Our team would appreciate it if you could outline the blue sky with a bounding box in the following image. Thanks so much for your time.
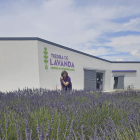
[0,0,140,61]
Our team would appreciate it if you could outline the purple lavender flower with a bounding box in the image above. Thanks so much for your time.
[109,117,115,134]
[39,123,44,140]
[81,125,85,139]
[36,117,40,134]
[25,119,30,140]
[51,116,54,125]
[0,124,5,138]
[73,130,77,140]
[130,122,136,135]
[65,117,69,131]
[4,115,8,132]
[94,124,97,139]
[67,120,73,140]
[14,116,20,140]
[46,120,50,138]
[30,129,32,140]
[51,109,54,130]
[57,119,60,133]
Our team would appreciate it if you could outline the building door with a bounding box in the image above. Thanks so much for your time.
[114,76,124,89]
[96,73,103,90]
[114,77,118,89]
[84,70,96,90]
[118,76,124,89]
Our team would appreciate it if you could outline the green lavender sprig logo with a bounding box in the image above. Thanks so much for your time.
[44,47,48,69]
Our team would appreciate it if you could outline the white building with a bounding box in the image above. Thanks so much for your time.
[0,37,140,92]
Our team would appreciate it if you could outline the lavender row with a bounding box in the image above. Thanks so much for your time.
[0,88,140,139]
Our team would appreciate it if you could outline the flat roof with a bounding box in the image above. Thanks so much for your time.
[112,70,137,72]
[0,37,140,63]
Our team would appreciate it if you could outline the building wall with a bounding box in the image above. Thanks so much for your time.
[0,40,40,92]
[38,41,112,90]
[0,39,139,92]
[111,63,140,89]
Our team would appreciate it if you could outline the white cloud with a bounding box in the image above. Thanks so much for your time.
[130,49,140,59]
[123,17,140,31]
[101,55,134,61]
[0,0,140,60]
[81,47,111,56]
[116,58,124,61]
[105,35,140,52]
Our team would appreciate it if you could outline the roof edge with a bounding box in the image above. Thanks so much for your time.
[37,37,111,63]
[0,37,140,63]
[111,61,140,63]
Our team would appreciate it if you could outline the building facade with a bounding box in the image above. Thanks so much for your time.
[0,37,140,92]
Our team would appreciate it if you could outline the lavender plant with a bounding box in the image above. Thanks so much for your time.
[0,88,140,139]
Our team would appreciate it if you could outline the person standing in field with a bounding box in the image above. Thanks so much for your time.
[60,70,72,92]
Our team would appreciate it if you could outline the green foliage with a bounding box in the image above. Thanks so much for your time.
[0,89,140,139]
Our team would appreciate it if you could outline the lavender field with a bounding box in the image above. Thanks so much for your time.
[0,88,140,140]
